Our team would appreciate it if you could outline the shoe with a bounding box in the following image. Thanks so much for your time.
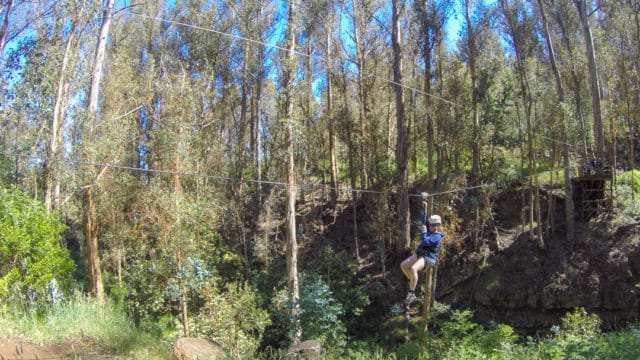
[404,292,416,305]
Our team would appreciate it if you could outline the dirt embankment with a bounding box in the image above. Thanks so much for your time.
[0,338,112,359]
[437,189,640,335]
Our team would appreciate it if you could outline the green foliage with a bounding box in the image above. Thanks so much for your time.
[0,294,170,358]
[602,327,640,359]
[264,273,348,352]
[313,246,371,325]
[372,307,640,360]
[163,256,213,304]
[613,170,640,224]
[195,282,271,359]
[0,155,14,186]
[617,169,640,194]
[331,341,389,360]
[559,307,601,337]
[297,275,347,348]
[0,187,74,309]
[118,226,233,335]
[525,308,603,359]
[120,243,169,333]
[431,309,517,359]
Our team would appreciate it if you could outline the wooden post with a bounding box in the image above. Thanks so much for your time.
[421,193,434,330]
[422,266,434,330]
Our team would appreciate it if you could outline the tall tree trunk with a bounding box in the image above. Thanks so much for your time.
[176,255,189,337]
[43,19,77,212]
[284,0,301,344]
[418,0,435,182]
[340,66,360,259]
[88,0,114,129]
[252,54,264,206]
[575,0,605,158]
[326,32,338,208]
[353,1,369,189]
[0,0,13,55]
[463,0,481,185]
[84,187,104,300]
[237,42,252,281]
[82,0,114,302]
[392,0,410,250]
[630,6,640,188]
[538,0,574,244]
[500,0,544,249]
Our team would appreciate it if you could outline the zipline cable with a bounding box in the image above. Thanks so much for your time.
[1,151,574,200]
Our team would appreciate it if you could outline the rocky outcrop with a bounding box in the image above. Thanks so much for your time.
[438,221,640,335]
[287,339,324,359]
[173,337,225,359]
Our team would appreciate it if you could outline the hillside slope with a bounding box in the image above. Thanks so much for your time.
[308,186,640,336]
[436,188,639,335]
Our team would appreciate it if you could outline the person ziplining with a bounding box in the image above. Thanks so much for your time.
[400,192,444,307]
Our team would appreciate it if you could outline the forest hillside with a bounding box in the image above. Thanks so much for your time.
[1,0,640,358]
[297,179,640,339]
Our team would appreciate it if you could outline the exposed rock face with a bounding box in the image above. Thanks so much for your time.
[173,337,225,359]
[287,339,324,359]
[438,189,640,335]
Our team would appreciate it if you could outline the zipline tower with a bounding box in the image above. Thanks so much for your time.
[572,159,612,222]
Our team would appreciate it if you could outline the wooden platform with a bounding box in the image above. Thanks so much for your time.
[572,175,612,222]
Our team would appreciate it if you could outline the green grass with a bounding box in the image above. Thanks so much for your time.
[0,294,172,359]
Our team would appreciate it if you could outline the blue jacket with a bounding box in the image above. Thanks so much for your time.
[416,210,443,262]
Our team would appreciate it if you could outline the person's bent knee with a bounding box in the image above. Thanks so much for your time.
[411,258,426,272]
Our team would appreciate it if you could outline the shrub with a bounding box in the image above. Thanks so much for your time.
[265,274,347,352]
[614,170,640,222]
[195,282,271,359]
[0,187,74,310]
[617,169,640,194]
[297,276,347,348]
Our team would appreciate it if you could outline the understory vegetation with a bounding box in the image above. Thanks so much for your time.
[2,296,639,359]
[0,176,639,358]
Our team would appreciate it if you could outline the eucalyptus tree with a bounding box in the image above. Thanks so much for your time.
[458,0,496,184]
[282,0,301,344]
[342,0,386,191]
[318,0,340,208]
[150,0,250,336]
[412,0,453,183]
[500,0,544,248]
[575,0,605,159]
[41,1,92,213]
[82,0,116,303]
[229,0,276,279]
[457,0,506,246]
[0,0,48,56]
[332,18,363,258]
[0,0,14,54]
[71,0,217,331]
[0,0,111,299]
[535,0,575,243]
[592,1,638,168]
[601,0,640,170]
[390,0,411,250]
[297,0,323,193]
[545,0,590,156]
